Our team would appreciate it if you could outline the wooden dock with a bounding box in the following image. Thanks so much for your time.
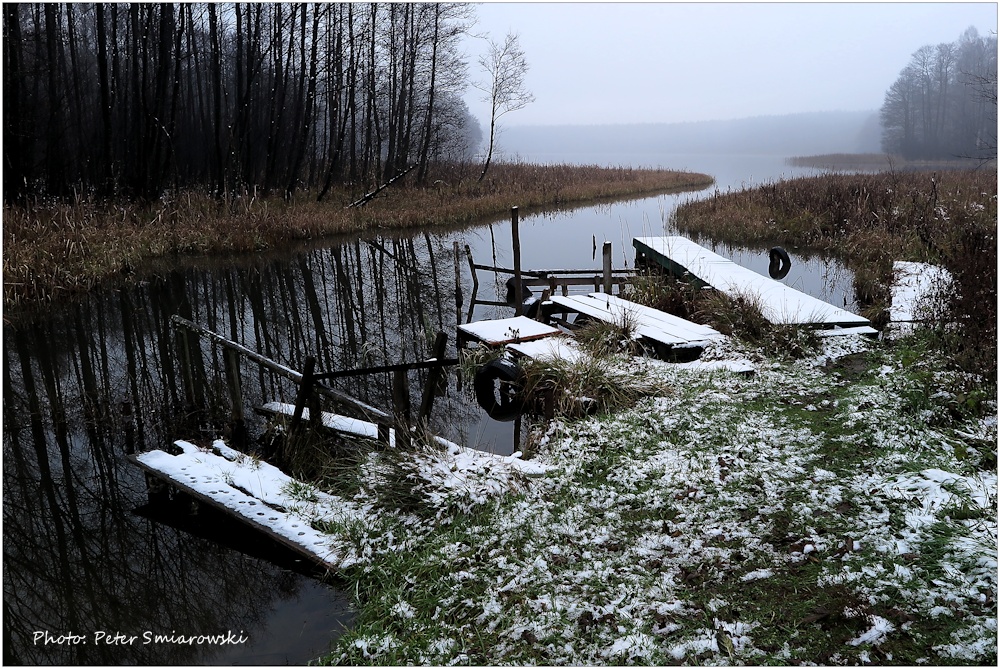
[547,292,724,351]
[634,236,878,334]
[129,440,355,572]
[457,316,561,348]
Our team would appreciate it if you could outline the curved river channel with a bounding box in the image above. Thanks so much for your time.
[3,152,854,664]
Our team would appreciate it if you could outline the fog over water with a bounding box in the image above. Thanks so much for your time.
[463,2,998,129]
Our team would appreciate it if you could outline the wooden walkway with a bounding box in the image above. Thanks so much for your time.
[457,316,561,348]
[634,236,878,333]
[129,440,353,572]
[548,293,724,350]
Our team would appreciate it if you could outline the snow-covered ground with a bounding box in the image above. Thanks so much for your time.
[322,333,996,665]
[141,267,994,664]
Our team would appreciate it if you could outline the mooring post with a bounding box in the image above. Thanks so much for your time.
[453,241,463,326]
[464,243,479,324]
[511,206,522,316]
[291,355,316,433]
[418,331,448,424]
[603,241,613,294]
[392,369,411,448]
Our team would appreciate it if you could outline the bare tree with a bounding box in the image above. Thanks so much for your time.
[474,32,533,182]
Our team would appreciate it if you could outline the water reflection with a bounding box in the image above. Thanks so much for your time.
[3,154,863,665]
[2,232,493,665]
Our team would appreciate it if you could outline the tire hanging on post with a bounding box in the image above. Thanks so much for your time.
[473,357,525,422]
[768,246,792,280]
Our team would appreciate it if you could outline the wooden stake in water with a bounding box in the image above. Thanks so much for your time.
[453,241,462,326]
[511,206,522,316]
[602,241,613,294]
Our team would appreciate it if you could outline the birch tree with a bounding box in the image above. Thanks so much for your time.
[474,32,533,182]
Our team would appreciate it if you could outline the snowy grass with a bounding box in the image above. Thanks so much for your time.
[314,332,996,665]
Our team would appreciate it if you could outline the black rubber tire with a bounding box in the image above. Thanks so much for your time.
[474,357,525,422]
[768,246,791,280]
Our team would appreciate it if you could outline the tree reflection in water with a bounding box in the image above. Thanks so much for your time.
[2,230,497,664]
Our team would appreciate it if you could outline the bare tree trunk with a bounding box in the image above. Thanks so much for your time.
[417,4,440,185]
[286,4,322,200]
[95,4,114,192]
[44,3,67,195]
[3,3,26,199]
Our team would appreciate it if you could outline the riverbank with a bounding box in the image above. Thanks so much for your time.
[671,168,997,382]
[1,162,712,311]
[304,169,996,664]
[308,328,995,665]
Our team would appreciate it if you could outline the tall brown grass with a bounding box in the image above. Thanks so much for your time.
[673,169,997,381]
[2,162,712,310]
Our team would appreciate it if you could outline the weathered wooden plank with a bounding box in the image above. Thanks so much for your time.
[548,294,721,349]
[130,441,348,572]
[458,316,561,346]
[256,401,387,442]
[633,236,873,329]
[581,293,723,343]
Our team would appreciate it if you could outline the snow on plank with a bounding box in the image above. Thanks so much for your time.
[506,336,585,363]
[258,401,383,440]
[458,316,560,346]
[258,402,553,478]
[634,236,874,330]
[549,293,722,348]
[583,292,723,343]
[129,439,358,571]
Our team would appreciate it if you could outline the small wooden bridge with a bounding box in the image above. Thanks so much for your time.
[633,236,878,335]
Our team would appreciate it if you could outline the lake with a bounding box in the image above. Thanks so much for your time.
[2,151,852,665]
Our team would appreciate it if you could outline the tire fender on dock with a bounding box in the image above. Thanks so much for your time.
[768,246,792,280]
[474,357,525,422]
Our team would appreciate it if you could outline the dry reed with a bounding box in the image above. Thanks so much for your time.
[3,162,712,311]
[673,168,997,379]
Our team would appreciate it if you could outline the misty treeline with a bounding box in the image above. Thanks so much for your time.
[880,27,997,161]
[2,2,484,204]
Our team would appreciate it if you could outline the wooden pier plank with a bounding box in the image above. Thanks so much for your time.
[581,293,724,342]
[506,336,585,363]
[129,440,353,572]
[548,293,722,348]
[633,236,874,329]
[458,316,561,346]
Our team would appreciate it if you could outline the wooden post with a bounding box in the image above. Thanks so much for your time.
[392,369,411,448]
[603,241,613,294]
[291,355,316,432]
[418,332,448,424]
[464,244,478,324]
[511,206,522,316]
[453,241,462,326]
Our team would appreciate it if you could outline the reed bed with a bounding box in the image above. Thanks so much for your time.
[786,153,994,170]
[2,162,712,310]
[673,169,997,379]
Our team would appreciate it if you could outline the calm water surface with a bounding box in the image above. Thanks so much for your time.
[2,152,858,665]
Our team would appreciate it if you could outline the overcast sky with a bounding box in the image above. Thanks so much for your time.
[461,1,998,127]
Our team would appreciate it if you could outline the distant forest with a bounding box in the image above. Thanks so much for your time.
[2,3,482,203]
[880,27,997,161]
